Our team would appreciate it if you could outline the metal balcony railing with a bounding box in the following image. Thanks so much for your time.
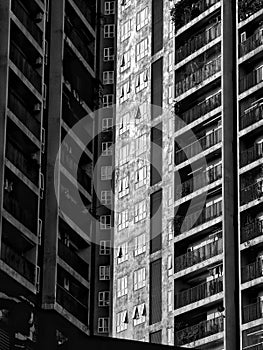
[12,0,43,46]
[174,316,224,346]
[239,0,263,22]
[175,200,222,234]
[243,300,263,323]
[9,43,42,92]
[240,31,263,57]
[244,345,263,350]
[176,22,221,63]
[240,67,263,93]
[8,92,41,138]
[73,0,95,28]
[175,127,222,164]
[175,56,221,97]
[3,193,36,233]
[242,260,263,283]
[58,240,89,280]
[241,145,263,167]
[241,219,263,243]
[65,18,94,69]
[1,242,35,284]
[175,91,221,128]
[6,141,39,185]
[175,238,223,273]
[240,104,263,130]
[56,284,88,325]
[175,277,223,309]
[241,179,263,205]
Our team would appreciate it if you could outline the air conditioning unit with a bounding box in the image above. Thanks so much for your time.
[34,12,43,23]
[241,32,246,43]
[64,278,70,290]
[34,57,42,67]
[33,103,41,113]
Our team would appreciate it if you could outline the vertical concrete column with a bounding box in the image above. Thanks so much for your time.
[42,0,65,307]
[222,0,239,349]
[0,0,11,251]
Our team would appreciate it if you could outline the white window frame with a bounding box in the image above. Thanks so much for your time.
[167,220,174,241]
[168,85,174,104]
[103,71,114,85]
[136,7,148,31]
[120,80,131,103]
[135,70,148,93]
[168,52,174,72]
[167,328,173,345]
[101,190,112,205]
[117,242,128,264]
[133,303,146,326]
[168,290,173,312]
[118,209,129,231]
[135,101,148,123]
[120,50,131,72]
[99,240,111,255]
[119,112,130,135]
[118,174,129,198]
[98,291,110,307]
[102,117,113,131]
[168,255,173,276]
[135,164,147,189]
[121,0,131,10]
[134,233,146,256]
[116,310,128,332]
[121,19,131,41]
[100,215,111,229]
[103,94,114,107]
[136,38,148,61]
[119,144,129,165]
[134,267,146,290]
[101,165,112,180]
[117,275,128,297]
[167,185,173,206]
[99,265,110,280]
[104,24,115,38]
[135,134,147,155]
[104,1,115,15]
[104,47,114,61]
[134,200,147,223]
[98,317,109,333]
[102,142,113,156]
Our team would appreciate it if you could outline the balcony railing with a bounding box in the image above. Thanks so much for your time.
[174,316,224,346]
[239,0,263,22]
[240,104,263,130]
[1,242,35,284]
[175,277,223,309]
[242,260,263,283]
[8,92,41,138]
[175,92,221,129]
[175,238,223,273]
[241,219,263,243]
[73,0,95,28]
[175,200,222,234]
[6,141,39,185]
[241,179,263,205]
[176,22,221,63]
[58,240,89,281]
[175,127,222,165]
[3,193,36,233]
[243,300,263,323]
[175,56,221,97]
[65,18,94,69]
[240,67,263,93]
[12,0,43,46]
[9,43,42,93]
[241,145,263,167]
[56,284,88,325]
[240,31,263,57]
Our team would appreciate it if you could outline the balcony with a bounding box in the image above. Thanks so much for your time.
[1,242,35,284]
[176,56,221,97]
[240,31,263,57]
[242,260,263,283]
[175,127,222,165]
[241,219,263,243]
[240,67,263,94]
[238,0,263,22]
[73,0,95,28]
[175,91,221,129]
[56,284,88,325]
[241,179,263,205]
[240,103,263,130]
[175,238,223,273]
[58,240,89,281]
[176,22,221,63]
[11,0,43,46]
[6,141,39,185]
[8,92,41,138]
[174,316,224,346]
[243,300,263,323]
[175,200,222,235]
[241,146,263,167]
[171,0,221,34]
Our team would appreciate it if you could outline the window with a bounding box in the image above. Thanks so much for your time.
[205,197,222,220]
[118,209,129,231]
[98,318,109,333]
[168,291,173,312]
[117,242,128,263]
[118,174,129,198]
[167,52,173,72]
[105,1,115,15]
[136,7,148,31]
[101,190,112,205]
[135,134,147,155]
[121,0,131,10]
[135,102,148,123]
[136,38,148,61]
[134,267,146,290]
[167,255,173,276]
[167,185,173,206]
[103,71,114,85]
[134,200,147,222]
[120,50,131,72]
[135,70,148,93]
[117,275,128,297]
[119,112,130,135]
[102,118,113,131]
[134,233,146,256]
[99,266,110,280]
[135,164,147,189]
[121,20,131,41]
[100,215,111,229]
[167,220,173,241]
[119,144,129,165]
[206,161,222,183]
[167,328,173,345]
[103,94,114,107]
[104,24,115,38]
[116,310,128,332]
[168,19,174,39]
[133,303,146,326]
[104,47,114,61]
[168,149,173,172]
[102,142,113,156]
[168,85,174,104]
[101,166,112,180]
[99,240,111,255]
[98,291,110,306]
[120,80,131,103]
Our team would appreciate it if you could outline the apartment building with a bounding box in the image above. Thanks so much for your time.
[113,0,263,349]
